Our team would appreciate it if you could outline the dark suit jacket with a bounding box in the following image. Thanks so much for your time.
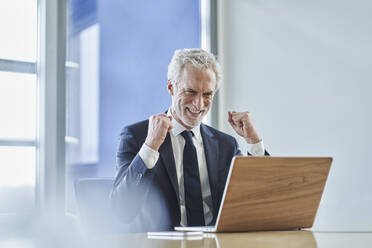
[110,119,268,231]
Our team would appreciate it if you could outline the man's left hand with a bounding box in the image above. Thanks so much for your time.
[228,111,261,144]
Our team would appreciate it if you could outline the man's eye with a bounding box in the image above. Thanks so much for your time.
[185,90,196,94]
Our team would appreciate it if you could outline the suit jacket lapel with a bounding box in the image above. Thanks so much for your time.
[200,124,219,219]
[159,133,180,204]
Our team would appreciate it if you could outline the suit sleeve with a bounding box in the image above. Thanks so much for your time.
[233,138,270,156]
[233,138,243,156]
[110,126,157,223]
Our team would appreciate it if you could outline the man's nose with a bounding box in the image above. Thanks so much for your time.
[192,94,204,109]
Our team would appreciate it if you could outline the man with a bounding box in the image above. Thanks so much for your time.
[111,49,268,231]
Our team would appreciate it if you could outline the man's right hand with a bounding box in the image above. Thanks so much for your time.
[145,114,173,151]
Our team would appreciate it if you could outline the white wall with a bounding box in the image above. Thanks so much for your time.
[218,0,372,231]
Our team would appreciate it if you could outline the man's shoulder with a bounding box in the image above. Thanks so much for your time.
[120,119,149,137]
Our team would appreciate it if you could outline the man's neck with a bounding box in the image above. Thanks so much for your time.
[170,108,194,130]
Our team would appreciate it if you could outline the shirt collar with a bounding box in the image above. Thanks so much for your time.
[167,108,201,140]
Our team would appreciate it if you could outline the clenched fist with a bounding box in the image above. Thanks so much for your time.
[145,114,173,151]
[228,111,261,144]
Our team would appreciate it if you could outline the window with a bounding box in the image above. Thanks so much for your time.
[0,1,37,213]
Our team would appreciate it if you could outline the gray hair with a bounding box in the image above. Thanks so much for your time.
[167,48,222,88]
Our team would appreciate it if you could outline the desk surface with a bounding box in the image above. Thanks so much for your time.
[92,231,372,248]
[2,230,371,248]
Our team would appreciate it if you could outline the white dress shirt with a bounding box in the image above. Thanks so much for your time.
[138,111,265,226]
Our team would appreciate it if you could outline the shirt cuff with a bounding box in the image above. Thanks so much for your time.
[138,144,159,169]
[248,140,265,156]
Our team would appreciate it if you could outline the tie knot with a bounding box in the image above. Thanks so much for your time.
[181,130,194,142]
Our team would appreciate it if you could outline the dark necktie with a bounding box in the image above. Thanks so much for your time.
[181,130,205,226]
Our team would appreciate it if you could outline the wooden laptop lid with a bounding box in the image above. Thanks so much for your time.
[216,157,332,232]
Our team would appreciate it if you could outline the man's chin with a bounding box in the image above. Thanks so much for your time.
[181,118,201,129]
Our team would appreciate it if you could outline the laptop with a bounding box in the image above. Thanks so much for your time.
[175,156,332,232]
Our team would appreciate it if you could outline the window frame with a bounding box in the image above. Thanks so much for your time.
[36,0,67,214]
[0,59,37,148]
[0,0,68,215]
[201,0,219,128]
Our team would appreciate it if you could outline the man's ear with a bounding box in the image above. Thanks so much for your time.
[167,80,174,96]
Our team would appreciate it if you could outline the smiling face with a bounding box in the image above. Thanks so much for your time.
[168,65,217,129]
